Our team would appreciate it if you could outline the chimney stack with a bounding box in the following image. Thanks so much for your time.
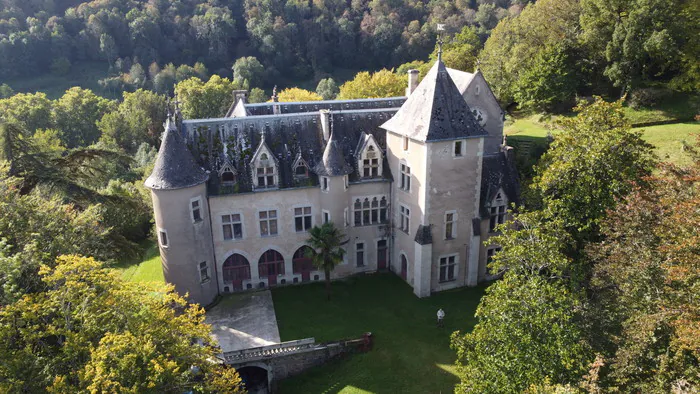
[319,109,331,142]
[406,69,419,96]
[232,89,248,104]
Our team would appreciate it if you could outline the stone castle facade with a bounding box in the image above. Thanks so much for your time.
[145,59,519,306]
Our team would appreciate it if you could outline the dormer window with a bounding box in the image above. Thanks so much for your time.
[292,153,309,179]
[251,139,278,190]
[219,162,238,185]
[357,134,383,179]
[489,191,507,232]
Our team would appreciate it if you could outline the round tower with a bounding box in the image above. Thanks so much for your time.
[145,117,218,306]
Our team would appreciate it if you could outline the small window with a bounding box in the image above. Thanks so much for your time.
[199,261,210,283]
[256,166,276,188]
[344,207,349,227]
[322,177,329,192]
[445,211,456,239]
[400,164,411,191]
[221,170,236,184]
[323,210,330,224]
[222,213,243,240]
[400,205,410,234]
[295,207,312,232]
[439,255,457,282]
[489,193,507,233]
[159,229,168,248]
[403,136,409,151]
[344,175,349,190]
[191,198,202,223]
[259,210,278,236]
[356,242,365,267]
[454,140,463,157]
[295,164,308,176]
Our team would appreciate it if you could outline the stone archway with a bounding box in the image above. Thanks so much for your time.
[237,365,270,394]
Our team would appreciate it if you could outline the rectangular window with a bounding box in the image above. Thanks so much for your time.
[356,242,365,267]
[486,247,502,274]
[400,164,411,191]
[222,213,243,240]
[199,261,210,283]
[454,140,463,157]
[400,205,410,234]
[294,207,312,232]
[323,210,330,224]
[344,207,349,227]
[322,177,329,192]
[191,198,202,222]
[353,196,388,226]
[159,229,168,248]
[439,255,457,282]
[363,158,379,177]
[445,211,456,239]
[256,166,275,188]
[259,210,278,236]
[489,205,507,232]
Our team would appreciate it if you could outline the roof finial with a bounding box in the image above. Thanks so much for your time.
[436,23,445,62]
[260,129,266,143]
[476,58,481,71]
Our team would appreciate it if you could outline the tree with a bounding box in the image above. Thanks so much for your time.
[479,0,582,106]
[531,97,656,244]
[513,43,578,111]
[452,274,593,393]
[316,78,339,100]
[232,56,265,88]
[587,144,700,392]
[278,87,322,102]
[429,26,481,72]
[248,88,267,103]
[53,87,115,148]
[337,69,406,99]
[0,92,53,135]
[0,84,14,99]
[306,222,346,300]
[0,255,244,393]
[98,89,167,152]
[175,75,237,119]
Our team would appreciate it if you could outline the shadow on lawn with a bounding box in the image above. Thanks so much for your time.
[273,273,487,393]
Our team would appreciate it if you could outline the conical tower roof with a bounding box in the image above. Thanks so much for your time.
[313,133,353,176]
[144,118,209,190]
[381,60,487,142]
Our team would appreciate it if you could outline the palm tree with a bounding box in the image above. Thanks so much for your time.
[306,222,347,300]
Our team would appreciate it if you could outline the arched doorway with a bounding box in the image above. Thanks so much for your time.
[259,250,284,286]
[223,254,251,291]
[238,366,269,393]
[293,246,315,282]
[401,254,408,280]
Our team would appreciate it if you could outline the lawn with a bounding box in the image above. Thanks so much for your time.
[272,273,486,393]
[113,239,164,283]
[506,115,699,167]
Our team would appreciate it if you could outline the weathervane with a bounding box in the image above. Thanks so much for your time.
[436,23,445,62]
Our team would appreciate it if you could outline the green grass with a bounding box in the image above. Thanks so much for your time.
[273,273,485,393]
[6,61,114,100]
[621,94,698,125]
[114,240,164,283]
[506,114,699,167]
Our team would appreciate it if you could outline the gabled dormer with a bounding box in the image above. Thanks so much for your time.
[218,160,238,185]
[355,132,383,179]
[250,133,278,190]
[292,150,310,178]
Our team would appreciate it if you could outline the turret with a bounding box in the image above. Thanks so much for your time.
[314,130,352,234]
[145,116,218,306]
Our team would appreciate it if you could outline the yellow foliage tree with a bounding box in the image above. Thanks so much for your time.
[277,87,323,102]
[337,69,406,99]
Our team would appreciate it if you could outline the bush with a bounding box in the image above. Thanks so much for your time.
[627,87,672,108]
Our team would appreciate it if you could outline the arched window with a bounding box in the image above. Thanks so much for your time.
[221,170,236,184]
[223,254,251,287]
[259,250,285,278]
[292,246,315,276]
[358,136,382,179]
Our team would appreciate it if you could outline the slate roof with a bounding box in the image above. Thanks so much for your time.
[414,224,433,245]
[145,118,209,190]
[381,60,488,142]
[479,149,520,218]
[314,133,353,176]
[224,97,406,118]
[182,108,398,195]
